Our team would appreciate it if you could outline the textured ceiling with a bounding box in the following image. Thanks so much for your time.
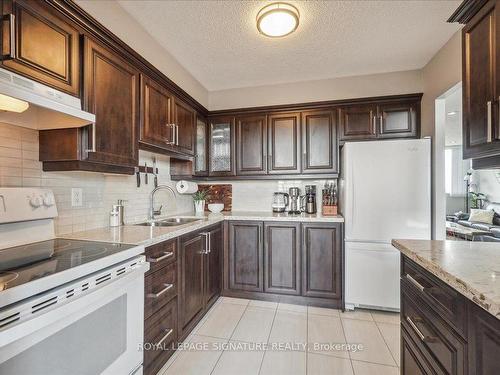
[117,0,461,91]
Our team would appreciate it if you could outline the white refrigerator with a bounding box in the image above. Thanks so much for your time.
[340,138,431,311]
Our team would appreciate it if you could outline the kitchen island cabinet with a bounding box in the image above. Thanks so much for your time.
[393,239,500,375]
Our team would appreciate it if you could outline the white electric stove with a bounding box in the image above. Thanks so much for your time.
[0,188,148,375]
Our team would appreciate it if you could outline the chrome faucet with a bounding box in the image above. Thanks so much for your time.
[149,185,176,220]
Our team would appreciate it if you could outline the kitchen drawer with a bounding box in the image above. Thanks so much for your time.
[402,257,466,336]
[402,325,436,375]
[145,239,177,274]
[144,298,178,375]
[144,262,177,319]
[401,288,467,375]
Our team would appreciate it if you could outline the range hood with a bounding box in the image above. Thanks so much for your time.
[0,67,95,130]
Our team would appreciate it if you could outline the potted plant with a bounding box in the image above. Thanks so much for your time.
[192,190,209,214]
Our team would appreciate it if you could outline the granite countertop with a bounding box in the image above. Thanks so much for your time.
[63,211,344,247]
[392,239,500,319]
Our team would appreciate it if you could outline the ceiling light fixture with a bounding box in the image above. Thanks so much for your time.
[256,2,299,38]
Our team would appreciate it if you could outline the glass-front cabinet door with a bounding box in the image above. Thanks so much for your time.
[194,117,208,176]
[209,116,235,176]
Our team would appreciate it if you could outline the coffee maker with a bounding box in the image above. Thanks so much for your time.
[272,192,289,213]
[302,185,317,214]
[288,187,301,214]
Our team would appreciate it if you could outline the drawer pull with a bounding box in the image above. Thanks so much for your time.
[147,251,174,263]
[406,273,426,292]
[156,328,174,347]
[406,316,437,343]
[148,283,174,298]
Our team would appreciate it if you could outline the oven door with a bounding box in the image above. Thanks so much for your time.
[0,259,148,375]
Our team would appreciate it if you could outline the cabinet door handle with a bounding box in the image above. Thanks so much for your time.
[406,316,437,343]
[165,124,175,145]
[405,273,426,292]
[208,232,212,253]
[200,232,209,254]
[1,14,15,60]
[487,101,493,142]
[85,123,97,153]
[147,283,174,298]
[156,328,174,347]
[147,251,174,263]
[406,316,425,341]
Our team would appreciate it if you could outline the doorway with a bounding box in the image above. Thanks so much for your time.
[433,82,470,240]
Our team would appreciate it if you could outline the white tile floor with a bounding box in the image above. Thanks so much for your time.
[158,297,401,375]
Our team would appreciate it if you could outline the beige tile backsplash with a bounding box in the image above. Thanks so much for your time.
[0,123,192,235]
[0,123,336,236]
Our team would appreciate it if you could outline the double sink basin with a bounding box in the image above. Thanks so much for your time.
[135,217,202,227]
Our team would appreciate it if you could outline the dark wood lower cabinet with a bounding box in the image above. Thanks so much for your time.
[228,221,264,292]
[143,224,222,374]
[225,221,343,307]
[468,302,500,375]
[178,230,206,336]
[144,298,177,375]
[302,223,342,299]
[264,222,301,295]
[401,254,500,375]
[205,224,222,306]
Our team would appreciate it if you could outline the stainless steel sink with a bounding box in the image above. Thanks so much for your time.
[134,217,201,227]
[160,217,201,224]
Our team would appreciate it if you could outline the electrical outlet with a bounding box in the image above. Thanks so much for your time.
[71,188,83,207]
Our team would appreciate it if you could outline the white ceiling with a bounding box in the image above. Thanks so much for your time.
[117,0,461,91]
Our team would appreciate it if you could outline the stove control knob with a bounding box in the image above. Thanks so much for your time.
[30,195,43,208]
[43,194,55,207]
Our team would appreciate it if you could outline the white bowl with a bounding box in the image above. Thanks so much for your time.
[208,203,224,213]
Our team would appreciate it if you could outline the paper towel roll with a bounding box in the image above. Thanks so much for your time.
[176,180,198,194]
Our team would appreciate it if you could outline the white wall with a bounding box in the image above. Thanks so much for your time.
[208,70,423,110]
[0,124,193,235]
[75,0,209,108]
[420,31,462,239]
[474,170,500,203]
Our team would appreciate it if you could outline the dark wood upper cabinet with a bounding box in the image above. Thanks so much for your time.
[194,116,209,176]
[301,109,338,174]
[83,37,140,167]
[378,102,418,138]
[140,74,175,149]
[173,98,195,156]
[267,112,301,174]
[228,221,264,292]
[235,114,267,175]
[40,36,139,173]
[339,105,377,140]
[264,222,301,296]
[461,0,500,159]
[209,116,235,177]
[178,231,205,335]
[0,0,80,96]
[302,223,342,299]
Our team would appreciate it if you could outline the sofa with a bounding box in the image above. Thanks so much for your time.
[447,204,500,242]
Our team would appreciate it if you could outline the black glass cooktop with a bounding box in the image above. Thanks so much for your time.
[0,239,136,292]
